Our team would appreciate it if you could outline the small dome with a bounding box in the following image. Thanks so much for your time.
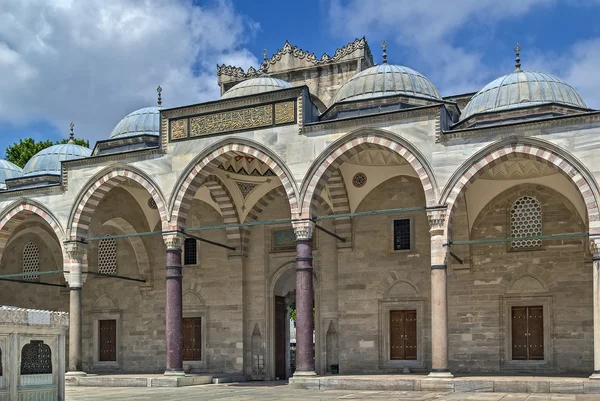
[0,160,22,185]
[110,107,160,139]
[461,71,587,121]
[221,77,292,99]
[333,64,442,104]
[23,143,92,176]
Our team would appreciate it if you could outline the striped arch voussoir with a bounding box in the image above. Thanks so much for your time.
[302,136,436,215]
[241,186,287,256]
[445,144,600,235]
[172,144,298,229]
[71,169,168,241]
[0,202,65,262]
[204,175,242,255]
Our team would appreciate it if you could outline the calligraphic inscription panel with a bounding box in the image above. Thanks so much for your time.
[274,101,295,125]
[170,119,188,140]
[190,105,272,138]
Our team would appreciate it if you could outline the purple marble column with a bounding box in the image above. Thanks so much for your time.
[293,221,316,375]
[164,234,184,375]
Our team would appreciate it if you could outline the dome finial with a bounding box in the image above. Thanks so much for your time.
[514,43,522,72]
[68,122,75,144]
[262,48,268,61]
[157,85,162,107]
[381,40,388,64]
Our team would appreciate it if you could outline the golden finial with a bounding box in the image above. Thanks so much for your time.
[381,40,388,64]
[514,43,522,72]
[68,122,75,144]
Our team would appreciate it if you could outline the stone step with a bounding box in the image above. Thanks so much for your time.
[66,374,213,387]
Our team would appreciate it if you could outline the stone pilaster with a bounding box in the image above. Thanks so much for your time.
[427,209,453,378]
[163,233,186,376]
[292,220,316,376]
[590,239,600,379]
[63,241,87,376]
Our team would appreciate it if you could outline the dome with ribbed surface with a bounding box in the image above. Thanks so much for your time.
[333,64,442,104]
[110,107,160,139]
[221,77,292,99]
[461,71,587,121]
[23,143,92,176]
[0,160,22,184]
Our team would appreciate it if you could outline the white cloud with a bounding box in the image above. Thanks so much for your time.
[328,0,554,95]
[0,0,259,142]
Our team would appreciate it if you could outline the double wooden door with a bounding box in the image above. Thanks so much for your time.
[183,317,202,361]
[99,319,116,361]
[390,310,417,360]
[512,306,544,360]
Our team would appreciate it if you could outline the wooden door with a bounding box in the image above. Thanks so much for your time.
[183,317,202,361]
[99,319,116,361]
[511,306,544,360]
[390,310,417,360]
[275,296,286,379]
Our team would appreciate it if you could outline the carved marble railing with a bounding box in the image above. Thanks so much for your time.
[20,373,53,386]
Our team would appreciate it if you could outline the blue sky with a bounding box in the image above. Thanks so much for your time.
[1,0,600,157]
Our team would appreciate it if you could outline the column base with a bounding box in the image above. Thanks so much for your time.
[164,369,186,377]
[590,371,600,380]
[65,371,87,377]
[428,370,454,378]
[293,370,317,377]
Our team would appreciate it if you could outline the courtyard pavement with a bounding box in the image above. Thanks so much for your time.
[66,383,600,400]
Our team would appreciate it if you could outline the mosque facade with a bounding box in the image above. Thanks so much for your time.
[0,38,600,380]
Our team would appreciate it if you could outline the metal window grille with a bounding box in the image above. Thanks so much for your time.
[184,238,197,265]
[393,219,411,250]
[22,242,40,281]
[98,238,117,275]
[20,340,52,375]
[510,196,542,249]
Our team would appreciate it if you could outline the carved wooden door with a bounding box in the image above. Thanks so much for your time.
[99,319,116,361]
[511,306,544,360]
[390,310,417,360]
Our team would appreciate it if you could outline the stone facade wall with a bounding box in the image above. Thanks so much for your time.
[448,184,591,374]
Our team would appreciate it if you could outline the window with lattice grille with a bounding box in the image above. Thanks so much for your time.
[23,242,39,281]
[510,196,542,249]
[98,238,117,275]
[184,238,197,265]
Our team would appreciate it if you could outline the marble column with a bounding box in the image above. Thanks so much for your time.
[292,220,316,376]
[590,239,600,379]
[427,209,453,378]
[163,233,185,376]
[64,241,87,376]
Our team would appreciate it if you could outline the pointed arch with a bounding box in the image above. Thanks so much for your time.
[300,129,438,218]
[170,138,299,229]
[69,166,169,241]
[442,137,600,236]
[0,200,66,263]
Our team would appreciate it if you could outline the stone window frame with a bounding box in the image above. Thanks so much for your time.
[378,299,425,370]
[182,310,208,371]
[500,295,554,372]
[387,214,416,254]
[91,312,122,370]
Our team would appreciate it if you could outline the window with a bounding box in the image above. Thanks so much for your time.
[23,242,40,281]
[99,319,117,362]
[510,196,542,249]
[511,306,544,360]
[393,219,411,251]
[98,238,117,275]
[184,238,197,265]
[389,310,417,360]
[20,340,52,374]
[183,317,202,361]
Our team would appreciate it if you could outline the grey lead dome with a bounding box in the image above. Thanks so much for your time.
[461,71,587,121]
[332,64,442,104]
[221,77,292,99]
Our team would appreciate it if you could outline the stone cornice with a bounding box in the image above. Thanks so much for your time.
[0,183,63,199]
[302,104,441,134]
[62,147,163,167]
[443,110,600,141]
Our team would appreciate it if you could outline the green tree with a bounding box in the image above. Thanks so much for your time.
[5,138,90,168]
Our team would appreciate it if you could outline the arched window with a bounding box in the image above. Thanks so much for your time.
[98,237,117,275]
[20,340,52,375]
[23,242,40,281]
[510,196,542,249]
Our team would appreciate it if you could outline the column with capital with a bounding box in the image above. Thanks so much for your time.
[427,209,453,378]
[163,233,186,375]
[590,239,600,379]
[63,241,88,376]
[292,220,316,375]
